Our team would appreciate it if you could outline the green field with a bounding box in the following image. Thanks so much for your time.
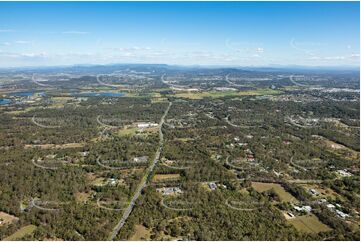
[3,225,37,241]
[172,88,281,99]
[288,214,331,233]
[252,182,298,202]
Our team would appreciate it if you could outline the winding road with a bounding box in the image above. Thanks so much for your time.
[107,101,172,241]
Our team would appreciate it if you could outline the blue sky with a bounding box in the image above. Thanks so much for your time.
[0,1,359,67]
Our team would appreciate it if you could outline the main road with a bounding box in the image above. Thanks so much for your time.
[107,101,172,241]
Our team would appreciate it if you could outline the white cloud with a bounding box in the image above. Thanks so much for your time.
[0,29,15,33]
[108,46,153,52]
[15,40,29,44]
[0,51,47,59]
[255,47,264,53]
[20,52,47,58]
[1,42,11,46]
[62,31,89,35]
[308,53,359,61]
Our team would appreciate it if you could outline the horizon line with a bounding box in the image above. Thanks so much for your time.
[0,62,359,71]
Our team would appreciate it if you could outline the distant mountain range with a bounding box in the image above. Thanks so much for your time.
[0,63,359,75]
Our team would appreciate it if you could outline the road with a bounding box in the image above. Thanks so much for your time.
[289,75,308,87]
[107,101,172,241]
[225,74,244,87]
[96,74,123,88]
[224,115,258,128]
[32,74,53,87]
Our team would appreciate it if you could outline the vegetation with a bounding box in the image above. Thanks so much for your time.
[0,66,359,240]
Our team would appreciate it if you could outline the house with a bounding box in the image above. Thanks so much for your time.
[108,178,117,186]
[317,199,327,204]
[156,187,183,196]
[79,151,89,157]
[293,205,312,213]
[238,143,248,147]
[133,156,148,163]
[335,210,349,219]
[303,206,312,213]
[208,182,217,191]
[326,204,336,210]
[336,169,352,177]
[309,189,319,196]
[246,154,255,162]
[245,148,253,154]
[137,122,158,128]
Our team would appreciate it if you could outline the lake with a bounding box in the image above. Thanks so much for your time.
[0,99,12,105]
[72,92,125,97]
[8,91,35,97]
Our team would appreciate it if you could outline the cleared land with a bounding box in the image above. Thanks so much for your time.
[312,137,359,161]
[3,225,37,241]
[0,212,19,226]
[173,88,281,100]
[152,174,180,182]
[252,182,298,202]
[24,143,85,149]
[117,127,138,136]
[129,224,152,241]
[301,184,340,199]
[75,192,93,203]
[287,214,331,233]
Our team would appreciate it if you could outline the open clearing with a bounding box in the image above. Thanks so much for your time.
[173,88,281,100]
[287,214,331,233]
[117,127,138,136]
[301,184,340,199]
[24,143,85,149]
[312,136,359,161]
[129,224,151,240]
[0,212,19,226]
[75,192,93,203]
[3,225,37,241]
[90,177,107,186]
[153,174,180,182]
[174,137,194,142]
[252,182,298,202]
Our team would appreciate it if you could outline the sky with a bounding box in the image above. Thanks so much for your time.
[0,1,359,68]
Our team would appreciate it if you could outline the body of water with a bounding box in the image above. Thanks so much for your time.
[73,92,125,97]
[0,99,12,105]
[8,91,35,97]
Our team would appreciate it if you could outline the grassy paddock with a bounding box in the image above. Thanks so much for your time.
[152,174,181,182]
[4,225,37,241]
[252,182,298,202]
[288,214,331,233]
[129,224,152,240]
[172,88,281,99]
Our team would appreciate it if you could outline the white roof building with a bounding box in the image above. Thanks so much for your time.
[326,204,336,209]
[208,182,217,191]
[336,169,352,177]
[336,210,349,219]
[293,205,312,213]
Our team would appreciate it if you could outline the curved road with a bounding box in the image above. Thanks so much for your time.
[108,101,172,240]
